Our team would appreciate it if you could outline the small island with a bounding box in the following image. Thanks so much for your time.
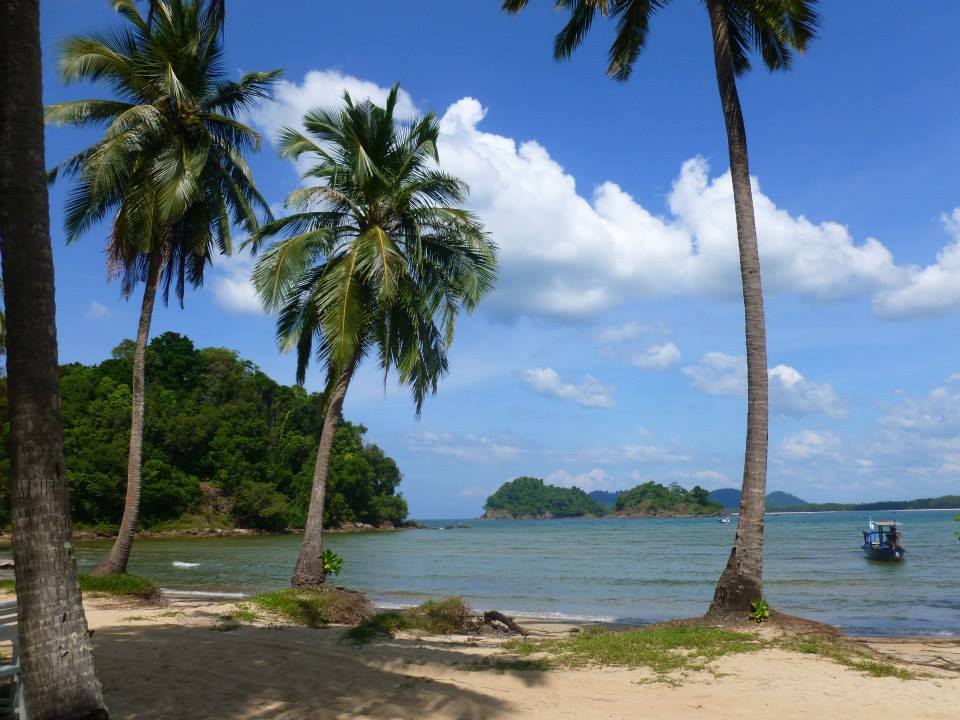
[609,481,723,517]
[482,477,721,519]
[482,477,604,518]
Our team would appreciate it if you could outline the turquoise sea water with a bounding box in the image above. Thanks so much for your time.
[75,510,960,636]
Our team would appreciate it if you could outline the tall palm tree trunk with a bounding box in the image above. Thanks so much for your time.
[0,1,109,716]
[292,360,356,587]
[90,251,163,576]
[706,0,770,614]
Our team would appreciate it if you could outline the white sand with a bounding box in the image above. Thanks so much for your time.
[12,594,960,719]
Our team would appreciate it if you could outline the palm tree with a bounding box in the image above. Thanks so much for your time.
[250,87,497,586]
[503,0,817,614]
[0,0,109,716]
[48,0,279,575]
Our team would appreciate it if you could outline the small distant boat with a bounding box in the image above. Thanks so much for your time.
[719,516,731,524]
[861,518,905,561]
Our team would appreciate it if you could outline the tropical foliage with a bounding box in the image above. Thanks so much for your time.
[0,332,408,531]
[47,0,278,283]
[251,86,497,585]
[484,477,605,518]
[612,482,722,517]
[47,0,279,574]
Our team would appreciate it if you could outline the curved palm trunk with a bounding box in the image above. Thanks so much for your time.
[706,0,770,614]
[291,359,357,587]
[90,251,163,576]
[0,1,109,716]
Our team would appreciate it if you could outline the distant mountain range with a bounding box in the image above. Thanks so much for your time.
[588,488,960,513]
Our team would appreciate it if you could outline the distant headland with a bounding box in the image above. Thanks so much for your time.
[482,479,960,520]
[482,477,722,519]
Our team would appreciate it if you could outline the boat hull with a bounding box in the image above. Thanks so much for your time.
[861,545,905,561]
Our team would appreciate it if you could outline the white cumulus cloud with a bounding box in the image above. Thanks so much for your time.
[211,250,264,316]
[682,353,845,418]
[521,367,615,409]
[682,352,747,396]
[780,430,840,460]
[594,321,650,343]
[545,468,615,493]
[874,209,960,318]
[245,69,960,322]
[630,342,682,370]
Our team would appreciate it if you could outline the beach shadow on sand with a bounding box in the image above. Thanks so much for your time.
[92,622,546,719]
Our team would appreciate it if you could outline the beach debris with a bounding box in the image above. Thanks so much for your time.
[482,610,530,636]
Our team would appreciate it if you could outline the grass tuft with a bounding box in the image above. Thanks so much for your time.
[503,624,763,676]
[251,587,372,627]
[347,597,474,643]
[0,579,15,592]
[231,605,259,623]
[78,573,161,601]
[781,635,916,679]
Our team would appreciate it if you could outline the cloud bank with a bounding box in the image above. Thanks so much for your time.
[235,69,960,324]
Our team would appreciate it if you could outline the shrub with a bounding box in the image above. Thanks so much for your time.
[347,597,473,643]
[78,573,161,601]
[251,587,372,627]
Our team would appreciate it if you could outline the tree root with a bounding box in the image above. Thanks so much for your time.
[481,610,530,636]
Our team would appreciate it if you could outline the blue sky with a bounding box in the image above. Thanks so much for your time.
[39,1,960,517]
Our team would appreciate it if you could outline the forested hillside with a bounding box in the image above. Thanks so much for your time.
[484,477,605,518]
[0,333,408,531]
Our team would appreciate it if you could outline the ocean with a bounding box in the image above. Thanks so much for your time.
[74,509,960,636]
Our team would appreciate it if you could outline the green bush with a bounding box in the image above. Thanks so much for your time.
[231,481,289,531]
[0,333,410,532]
[347,597,473,643]
[78,573,161,601]
[251,588,372,627]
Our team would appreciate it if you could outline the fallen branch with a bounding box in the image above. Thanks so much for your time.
[482,610,529,636]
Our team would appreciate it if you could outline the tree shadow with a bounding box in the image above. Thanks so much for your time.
[93,622,546,719]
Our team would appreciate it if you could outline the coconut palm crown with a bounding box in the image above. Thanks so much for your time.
[47,0,278,301]
[46,0,280,576]
[503,0,818,614]
[502,0,817,81]
[250,85,497,411]
[250,86,496,585]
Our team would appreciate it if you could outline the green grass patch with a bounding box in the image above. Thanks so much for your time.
[78,573,161,601]
[347,597,474,643]
[251,587,372,627]
[0,579,15,592]
[231,604,259,623]
[503,624,763,677]
[782,635,916,679]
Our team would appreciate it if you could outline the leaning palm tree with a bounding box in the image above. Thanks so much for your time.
[503,0,818,614]
[250,87,497,586]
[0,0,109,715]
[48,0,279,575]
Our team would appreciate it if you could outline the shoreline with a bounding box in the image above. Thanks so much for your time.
[15,590,957,719]
[0,520,429,544]
[482,507,960,520]
[154,588,955,640]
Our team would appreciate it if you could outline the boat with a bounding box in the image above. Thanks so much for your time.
[861,518,905,561]
[719,516,731,524]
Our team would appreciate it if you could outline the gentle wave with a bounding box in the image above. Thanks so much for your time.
[160,588,249,599]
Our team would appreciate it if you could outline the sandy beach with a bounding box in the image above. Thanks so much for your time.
[15,592,955,720]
